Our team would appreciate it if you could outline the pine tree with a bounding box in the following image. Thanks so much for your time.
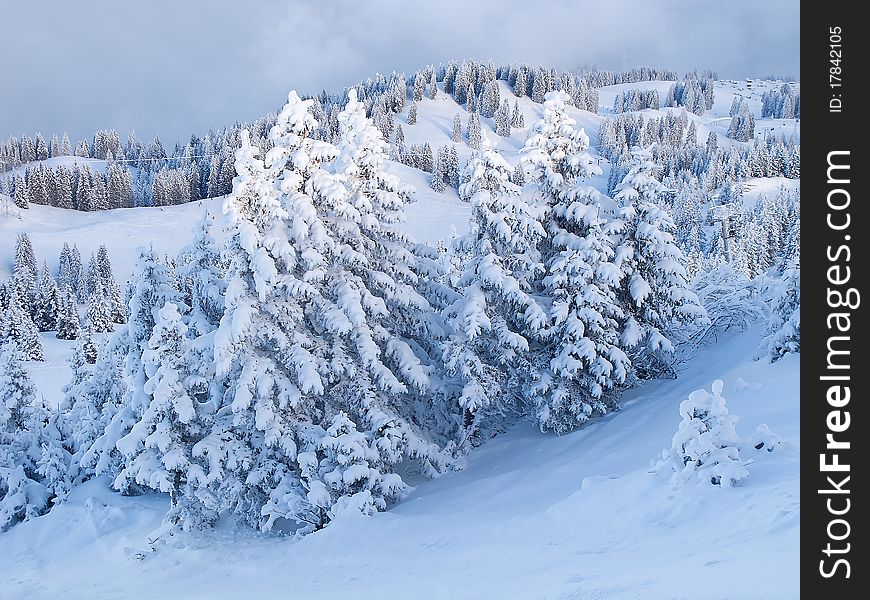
[55,287,81,340]
[80,246,178,488]
[59,133,72,156]
[34,262,62,332]
[514,68,527,97]
[467,111,482,150]
[0,343,52,530]
[452,114,462,143]
[407,101,417,125]
[114,302,206,523]
[394,123,405,149]
[0,300,44,361]
[510,101,524,128]
[521,91,599,192]
[519,91,629,433]
[446,135,548,440]
[174,214,226,336]
[756,256,800,361]
[56,166,73,209]
[13,175,29,209]
[481,80,501,118]
[35,133,49,161]
[69,245,83,300]
[493,99,509,137]
[610,148,708,378]
[86,278,114,334]
[14,233,38,297]
[427,71,438,100]
[296,413,408,530]
[431,146,447,192]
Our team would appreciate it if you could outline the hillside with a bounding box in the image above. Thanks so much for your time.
[0,73,800,599]
[0,326,799,600]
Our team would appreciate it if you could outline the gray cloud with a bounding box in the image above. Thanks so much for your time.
[0,0,798,146]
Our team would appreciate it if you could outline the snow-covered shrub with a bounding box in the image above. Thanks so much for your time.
[655,379,749,488]
[749,423,782,453]
[689,263,766,349]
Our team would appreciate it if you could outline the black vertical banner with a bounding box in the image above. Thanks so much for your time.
[802,4,867,597]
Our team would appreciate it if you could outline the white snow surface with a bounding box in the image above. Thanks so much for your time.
[0,326,798,599]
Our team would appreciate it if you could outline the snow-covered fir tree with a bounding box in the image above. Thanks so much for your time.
[34,262,62,332]
[55,287,81,340]
[0,298,44,361]
[495,99,511,137]
[522,91,628,433]
[756,256,800,362]
[114,302,209,525]
[79,246,179,488]
[446,134,548,442]
[609,148,707,378]
[0,343,52,530]
[655,379,749,487]
[467,111,482,150]
[86,277,114,334]
[294,412,408,531]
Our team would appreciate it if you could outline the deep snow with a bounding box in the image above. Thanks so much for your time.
[0,326,799,600]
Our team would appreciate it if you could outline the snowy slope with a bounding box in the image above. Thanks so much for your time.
[0,326,799,600]
[0,77,800,599]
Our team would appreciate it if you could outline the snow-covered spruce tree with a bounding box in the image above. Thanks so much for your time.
[0,298,44,361]
[655,379,749,488]
[452,114,462,143]
[174,213,227,336]
[57,336,102,477]
[609,148,707,379]
[755,256,800,362]
[431,147,447,193]
[0,343,51,530]
[445,134,548,442]
[34,262,62,332]
[467,111,482,150]
[79,247,179,489]
[296,412,408,530]
[510,101,524,129]
[95,244,126,323]
[522,91,628,434]
[202,92,449,533]
[495,99,511,137]
[114,302,212,526]
[13,232,37,298]
[86,277,114,334]
[55,287,81,340]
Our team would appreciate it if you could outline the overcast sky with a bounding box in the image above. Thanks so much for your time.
[1,0,799,147]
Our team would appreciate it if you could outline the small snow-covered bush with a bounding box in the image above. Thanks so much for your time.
[655,379,749,488]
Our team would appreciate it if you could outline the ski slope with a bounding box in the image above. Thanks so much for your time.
[0,326,799,600]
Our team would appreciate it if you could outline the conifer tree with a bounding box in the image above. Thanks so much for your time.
[34,262,62,332]
[610,148,707,378]
[0,301,44,361]
[495,99,511,137]
[55,287,81,340]
[467,111,482,150]
[0,343,52,530]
